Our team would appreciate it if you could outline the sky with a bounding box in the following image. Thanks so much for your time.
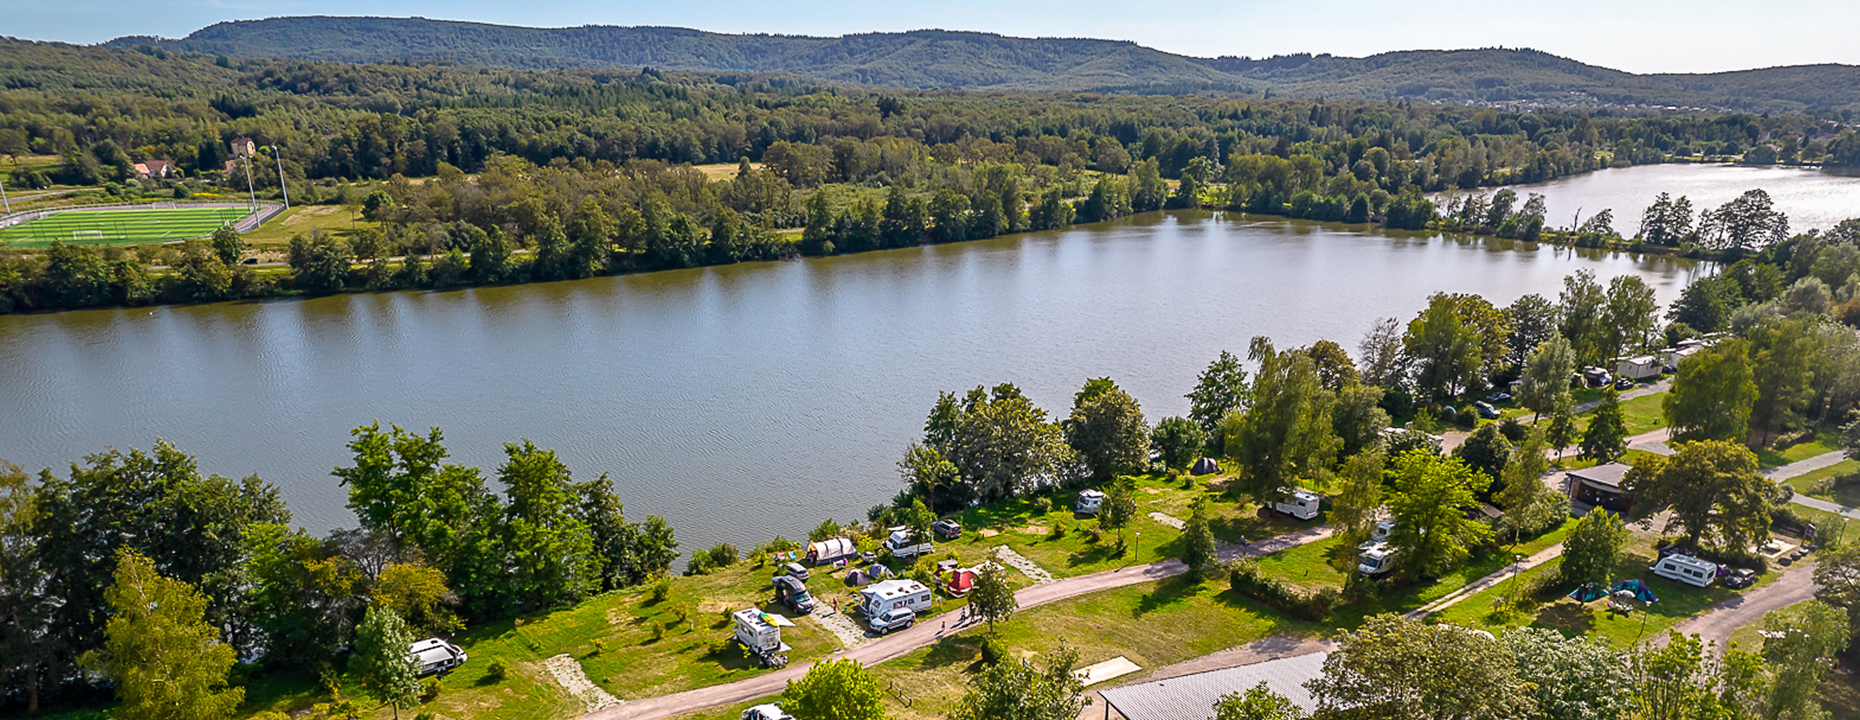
[6,0,1860,75]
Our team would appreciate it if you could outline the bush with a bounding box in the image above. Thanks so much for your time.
[416,714,437,720]
[1227,560,1336,621]
[769,535,801,553]
[484,660,509,682]
[685,552,715,576]
[648,577,673,603]
[1048,522,1067,540]
[708,543,740,567]
[1498,417,1526,443]
[979,633,1007,666]
[420,677,442,702]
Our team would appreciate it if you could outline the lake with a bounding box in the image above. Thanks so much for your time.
[5,163,1858,554]
[1446,163,1860,237]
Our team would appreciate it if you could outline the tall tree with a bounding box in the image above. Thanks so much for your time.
[1308,614,1533,720]
[1663,339,1758,442]
[353,604,422,720]
[1385,451,1493,578]
[782,658,887,720]
[1504,293,1561,374]
[1452,423,1512,483]
[1304,340,1359,391]
[1331,383,1391,458]
[0,463,50,713]
[1180,496,1220,578]
[1063,380,1150,485]
[1747,317,1820,446]
[1405,294,1484,400]
[1226,337,1340,508]
[1559,509,1628,590]
[951,646,1089,720]
[1546,399,1579,463]
[497,440,597,613]
[1814,543,1860,643]
[1187,351,1250,450]
[1330,449,1386,548]
[1357,317,1411,390]
[946,384,1074,501]
[1625,440,1778,548]
[1559,270,1609,366]
[1501,628,1637,720]
[1518,335,1576,423]
[1579,389,1629,463]
[897,442,960,514]
[1150,416,1208,469]
[969,561,1018,633]
[80,550,244,720]
[1600,275,1660,361]
[1760,600,1849,720]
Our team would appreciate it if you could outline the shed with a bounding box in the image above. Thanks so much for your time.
[1191,457,1221,476]
[1567,462,1634,513]
[1098,652,1327,720]
[806,538,857,565]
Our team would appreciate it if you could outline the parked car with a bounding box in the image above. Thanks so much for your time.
[1485,391,1512,403]
[773,575,815,614]
[774,562,809,583]
[1473,401,1500,419]
[1615,377,1635,391]
[932,518,963,541]
[1722,568,1757,589]
[868,606,917,635]
[742,704,795,720]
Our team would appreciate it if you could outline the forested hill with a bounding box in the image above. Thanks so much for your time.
[103,16,1860,111]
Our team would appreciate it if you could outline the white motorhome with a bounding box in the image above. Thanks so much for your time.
[1357,519,1397,550]
[732,608,790,663]
[1075,488,1106,515]
[409,638,468,676]
[1273,490,1323,520]
[859,578,934,617]
[882,527,934,559]
[1357,543,1397,576]
[1651,554,1720,588]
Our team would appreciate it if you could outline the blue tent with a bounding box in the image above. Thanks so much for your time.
[1567,583,1607,602]
[1609,579,1658,603]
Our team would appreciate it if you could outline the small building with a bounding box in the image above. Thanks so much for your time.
[1567,462,1634,513]
[1098,652,1327,720]
[132,160,174,179]
[230,137,257,157]
[1613,355,1662,381]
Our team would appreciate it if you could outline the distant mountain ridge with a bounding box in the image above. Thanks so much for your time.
[106,16,1860,110]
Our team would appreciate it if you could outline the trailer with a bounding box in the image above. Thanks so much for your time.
[1272,490,1323,520]
[859,579,934,617]
[732,609,790,668]
[409,638,468,676]
[1650,554,1719,588]
[805,537,858,566]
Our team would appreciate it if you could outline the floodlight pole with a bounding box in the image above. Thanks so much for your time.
[242,153,257,210]
[272,145,289,210]
[0,174,10,214]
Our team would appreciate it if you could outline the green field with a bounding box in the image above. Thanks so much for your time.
[0,205,258,247]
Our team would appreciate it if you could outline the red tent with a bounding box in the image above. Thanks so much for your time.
[946,568,978,597]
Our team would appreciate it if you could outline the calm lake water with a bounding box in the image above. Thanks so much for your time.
[6,163,1857,554]
[1451,164,1860,237]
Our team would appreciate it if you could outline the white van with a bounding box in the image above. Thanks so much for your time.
[1357,519,1396,550]
[882,527,934,559]
[1651,554,1719,588]
[1273,490,1323,520]
[409,638,468,676]
[859,578,934,617]
[1075,489,1105,515]
[1357,543,1397,576]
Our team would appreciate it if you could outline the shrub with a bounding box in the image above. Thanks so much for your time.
[648,577,673,603]
[979,633,1007,665]
[1227,560,1336,621]
[1498,417,1526,443]
[1084,526,1103,545]
[416,714,437,720]
[769,536,801,552]
[1048,522,1067,539]
[708,543,740,567]
[484,660,509,682]
[685,552,715,576]
[420,677,442,702]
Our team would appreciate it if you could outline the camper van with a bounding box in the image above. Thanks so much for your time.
[1651,554,1720,588]
[1358,519,1397,549]
[1357,543,1398,576]
[732,608,790,667]
[773,576,815,614]
[741,704,796,720]
[1273,490,1323,520]
[859,579,934,617]
[882,527,934,559]
[408,638,468,676]
[1075,489,1106,515]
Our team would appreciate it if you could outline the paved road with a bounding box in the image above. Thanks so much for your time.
[1769,451,1860,520]
[1407,541,1568,620]
[584,525,1336,720]
[1573,379,1671,413]
[1660,561,1819,653]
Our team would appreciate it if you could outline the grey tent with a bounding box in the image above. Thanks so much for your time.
[845,569,871,586]
[1192,457,1222,476]
[868,564,893,579]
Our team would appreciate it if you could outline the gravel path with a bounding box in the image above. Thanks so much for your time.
[1407,542,1568,619]
[1659,561,1820,653]
[993,545,1056,585]
[584,524,1335,720]
[808,608,869,648]
[1146,511,1185,530]
[545,654,622,713]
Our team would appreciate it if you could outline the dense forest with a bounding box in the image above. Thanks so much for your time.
[100,17,1860,112]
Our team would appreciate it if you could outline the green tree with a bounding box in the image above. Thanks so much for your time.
[1331,383,1391,457]
[80,550,244,720]
[1063,379,1150,484]
[1560,270,1609,366]
[1226,336,1340,508]
[1385,451,1492,578]
[1747,317,1820,446]
[1579,389,1628,463]
[1405,293,1484,400]
[1330,449,1386,547]
[1630,632,1747,720]
[1213,682,1306,720]
[374,561,463,636]
[1307,614,1533,720]
[0,463,50,713]
[1151,416,1208,469]
[948,384,1074,501]
[783,658,887,720]
[209,225,245,265]
[951,645,1089,720]
[1664,340,1758,443]
[1304,340,1359,391]
[1358,317,1411,390]
[1813,543,1860,643]
[1760,600,1849,720]
[897,442,959,513]
[1546,399,1578,463]
[1560,509,1627,590]
[1624,440,1778,548]
[969,561,1018,633]
[1501,628,1636,720]
[287,231,353,292]
[1517,335,1576,424]
[1181,496,1220,578]
[1452,422,1512,483]
[1187,350,1249,449]
[1668,276,1741,333]
[1600,275,1659,361]
[353,604,421,719]
[1098,478,1138,547]
[1494,429,1562,540]
[497,440,597,613]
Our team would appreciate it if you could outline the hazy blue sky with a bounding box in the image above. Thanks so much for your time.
[7,0,1858,74]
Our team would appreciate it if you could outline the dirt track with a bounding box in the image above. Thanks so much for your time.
[584,524,1335,720]
[1660,561,1819,653]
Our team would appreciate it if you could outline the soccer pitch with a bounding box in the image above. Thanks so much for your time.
[0,205,259,247]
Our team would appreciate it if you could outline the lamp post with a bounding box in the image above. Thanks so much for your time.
[271,145,289,210]
[0,174,10,214]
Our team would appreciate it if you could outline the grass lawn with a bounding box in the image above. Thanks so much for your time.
[242,204,363,243]
[938,473,1310,580]
[0,205,258,247]
[1788,460,1860,504]
[1617,393,1667,436]
[1757,430,1843,468]
[1428,533,1785,648]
